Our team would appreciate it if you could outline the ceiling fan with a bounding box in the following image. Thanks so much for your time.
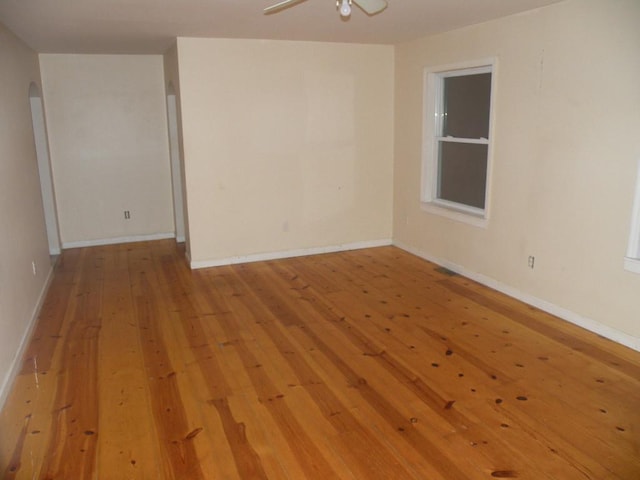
[264,0,388,18]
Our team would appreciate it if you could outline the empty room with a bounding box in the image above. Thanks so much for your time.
[1,0,639,478]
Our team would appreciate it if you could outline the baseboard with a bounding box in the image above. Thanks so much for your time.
[0,262,55,411]
[62,232,175,249]
[190,239,393,270]
[394,240,640,353]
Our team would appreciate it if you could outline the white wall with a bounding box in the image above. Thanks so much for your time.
[39,54,175,246]
[394,0,640,344]
[176,38,395,266]
[0,23,53,408]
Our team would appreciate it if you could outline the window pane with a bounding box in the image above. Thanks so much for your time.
[438,142,487,209]
[442,73,491,139]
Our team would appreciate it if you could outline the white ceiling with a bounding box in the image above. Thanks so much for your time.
[0,0,564,55]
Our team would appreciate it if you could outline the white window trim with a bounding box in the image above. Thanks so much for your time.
[624,159,640,274]
[421,58,498,228]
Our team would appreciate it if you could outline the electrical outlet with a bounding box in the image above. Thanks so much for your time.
[124,210,131,220]
[528,256,535,269]
[31,260,37,276]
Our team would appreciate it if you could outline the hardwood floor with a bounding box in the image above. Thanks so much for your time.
[1,239,639,479]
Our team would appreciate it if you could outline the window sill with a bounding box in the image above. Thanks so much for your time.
[420,201,488,228]
[624,257,640,274]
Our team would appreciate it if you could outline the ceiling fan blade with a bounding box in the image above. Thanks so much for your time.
[264,0,307,14]
[353,0,388,15]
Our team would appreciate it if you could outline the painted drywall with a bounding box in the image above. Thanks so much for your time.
[0,23,53,407]
[39,54,175,246]
[176,38,394,265]
[394,0,640,340]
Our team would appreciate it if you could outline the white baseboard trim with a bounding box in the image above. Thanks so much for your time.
[62,232,175,249]
[394,241,640,353]
[191,239,393,270]
[0,262,56,411]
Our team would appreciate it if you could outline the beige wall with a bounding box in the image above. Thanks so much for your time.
[0,24,52,406]
[394,0,640,342]
[39,54,175,246]
[177,38,394,265]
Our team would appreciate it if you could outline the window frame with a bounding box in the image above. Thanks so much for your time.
[624,159,640,274]
[421,58,497,227]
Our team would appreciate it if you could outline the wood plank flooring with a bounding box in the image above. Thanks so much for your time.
[1,239,639,479]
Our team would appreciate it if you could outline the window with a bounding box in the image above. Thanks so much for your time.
[625,159,640,274]
[422,60,496,225]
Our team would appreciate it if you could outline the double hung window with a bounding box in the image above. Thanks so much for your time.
[422,60,495,224]
[625,160,640,274]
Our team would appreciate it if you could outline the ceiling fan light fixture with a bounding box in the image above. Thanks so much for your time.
[338,0,352,17]
[265,0,387,18]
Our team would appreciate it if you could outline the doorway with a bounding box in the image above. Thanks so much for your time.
[29,82,61,255]
[166,83,186,243]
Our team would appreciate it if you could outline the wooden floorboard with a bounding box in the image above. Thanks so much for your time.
[1,239,639,479]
